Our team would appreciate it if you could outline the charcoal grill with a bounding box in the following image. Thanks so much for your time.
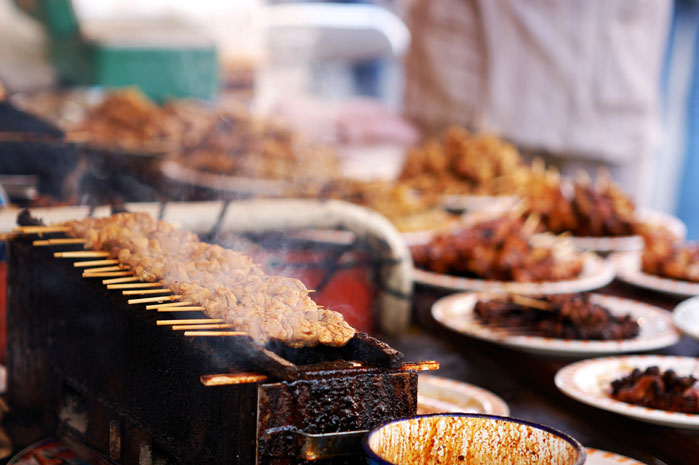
[4,202,426,464]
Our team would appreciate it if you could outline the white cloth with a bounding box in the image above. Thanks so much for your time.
[404,0,671,165]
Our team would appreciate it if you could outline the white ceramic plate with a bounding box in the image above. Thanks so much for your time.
[610,252,699,298]
[555,355,699,429]
[567,210,685,253]
[673,296,699,341]
[585,448,647,465]
[417,374,509,416]
[431,293,679,357]
[413,253,614,294]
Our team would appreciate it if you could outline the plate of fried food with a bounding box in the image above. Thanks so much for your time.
[673,296,699,342]
[584,448,648,465]
[610,223,699,297]
[410,210,615,294]
[555,355,699,429]
[417,374,510,416]
[522,163,686,253]
[431,292,679,357]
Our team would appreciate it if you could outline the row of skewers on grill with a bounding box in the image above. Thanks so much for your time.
[15,224,440,386]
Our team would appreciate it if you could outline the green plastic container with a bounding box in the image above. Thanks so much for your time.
[14,0,218,101]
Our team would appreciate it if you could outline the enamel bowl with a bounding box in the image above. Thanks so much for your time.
[363,413,586,465]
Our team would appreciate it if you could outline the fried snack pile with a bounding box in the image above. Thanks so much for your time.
[637,222,699,282]
[399,126,530,196]
[410,212,584,282]
[70,89,188,151]
[72,90,339,182]
[474,294,639,340]
[523,165,636,237]
[61,213,355,348]
[318,179,457,233]
[610,366,699,414]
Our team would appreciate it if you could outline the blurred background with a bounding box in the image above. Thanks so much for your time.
[0,0,697,236]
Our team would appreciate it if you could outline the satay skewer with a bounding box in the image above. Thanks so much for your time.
[74,259,120,268]
[103,276,140,284]
[122,289,172,296]
[107,282,164,289]
[84,271,133,278]
[511,295,552,311]
[55,251,109,258]
[399,361,440,372]
[83,265,129,273]
[172,323,237,330]
[156,306,206,312]
[33,238,86,246]
[183,330,246,337]
[128,294,182,305]
[15,226,70,234]
[200,373,268,386]
[146,301,194,310]
[157,319,222,326]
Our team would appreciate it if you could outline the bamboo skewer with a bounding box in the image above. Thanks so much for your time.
[200,373,268,386]
[103,276,140,284]
[15,226,70,234]
[74,259,120,268]
[511,295,552,311]
[157,319,222,326]
[128,295,182,305]
[399,361,440,372]
[156,306,206,312]
[107,282,163,290]
[145,301,194,310]
[55,251,109,258]
[84,271,133,278]
[33,238,86,246]
[83,265,129,274]
[183,330,246,337]
[173,323,236,331]
[122,289,172,296]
